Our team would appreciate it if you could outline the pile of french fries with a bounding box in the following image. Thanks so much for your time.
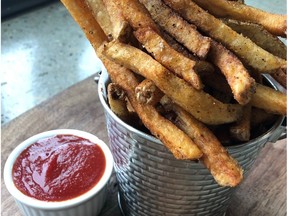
[61,0,287,187]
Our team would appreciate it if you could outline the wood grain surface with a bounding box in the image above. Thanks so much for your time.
[1,76,286,216]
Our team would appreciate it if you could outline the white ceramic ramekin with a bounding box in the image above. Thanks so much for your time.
[4,129,114,216]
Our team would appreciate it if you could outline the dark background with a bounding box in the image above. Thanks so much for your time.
[2,0,57,18]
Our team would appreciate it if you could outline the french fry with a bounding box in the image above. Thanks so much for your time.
[136,76,233,106]
[115,0,159,32]
[98,46,203,160]
[60,0,107,49]
[230,103,252,141]
[107,83,131,121]
[161,32,215,74]
[223,18,287,60]
[103,40,242,125]
[112,0,215,75]
[161,31,197,60]
[108,83,126,101]
[163,0,287,72]
[102,0,132,42]
[200,65,286,114]
[160,96,243,187]
[139,0,211,59]
[192,0,287,37]
[251,83,287,115]
[85,0,113,39]
[134,27,204,90]
[208,40,256,105]
[159,32,215,75]
[135,79,164,106]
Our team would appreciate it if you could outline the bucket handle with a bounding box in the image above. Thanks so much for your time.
[270,117,287,142]
[94,70,102,84]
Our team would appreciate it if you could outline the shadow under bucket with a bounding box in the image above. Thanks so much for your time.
[97,67,285,216]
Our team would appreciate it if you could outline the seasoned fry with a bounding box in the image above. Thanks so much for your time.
[200,65,286,114]
[108,83,126,101]
[139,0,211,59]
[60,0,107,49]
[102,0,132,42]
[98,47,202,160]
[135,79,164,105]
[108,83,142,127]
[192,0,287,37]
[161,31,197,60]
[251,84,287,115]
[223,19,287,60]
[85,0,113,39]
[163,0,287,72]
[115,0,159,32]
[208,40,256,105]
[161,32,215,74]
[107,83,131,121]
[103,40,242,125]
[134,27,203,90]
[160,96,243,187]
[230,103,252,141]
[160,33,215,75]
[137,75,232,105]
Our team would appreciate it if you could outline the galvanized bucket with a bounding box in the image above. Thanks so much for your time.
[97,68,285,216]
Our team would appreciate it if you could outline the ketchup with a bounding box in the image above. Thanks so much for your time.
[12,134,106,201]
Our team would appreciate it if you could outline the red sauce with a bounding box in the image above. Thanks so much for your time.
[12,134,106,201]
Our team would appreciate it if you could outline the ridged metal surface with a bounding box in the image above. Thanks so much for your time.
[98,70,285,216]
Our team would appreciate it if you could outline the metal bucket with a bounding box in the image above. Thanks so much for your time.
[97,67,285,216]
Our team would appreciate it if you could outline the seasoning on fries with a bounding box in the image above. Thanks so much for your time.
[208,40,256,105]
[115,0,159,32]
[192,0,287,37]
[139,0,211,59]
[160,96,243,187]
[103,40,243,125]
[163,0,287,72]
[60,0,107,49]
[99,48,203,160]
[102,0,132,42]
[251,83,287,115]
[222,18,287,60]
[60,0,287,187]
[85,0,113,39]
[134,27,204,90]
